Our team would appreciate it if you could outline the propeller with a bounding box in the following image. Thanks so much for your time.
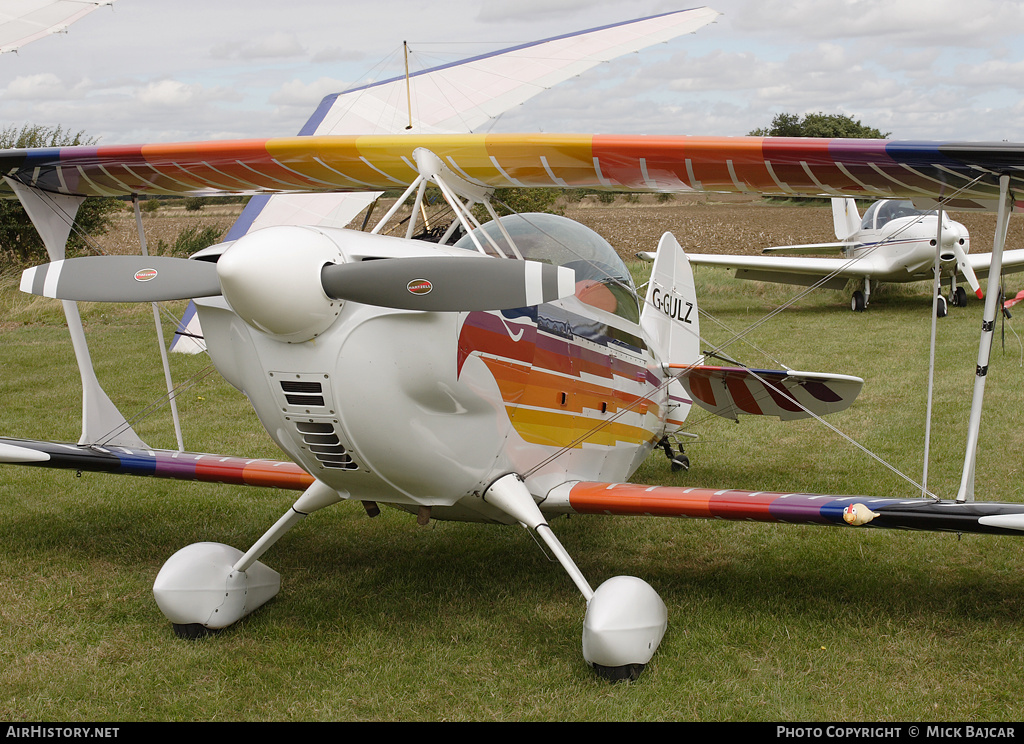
[20,255,220,302]
[951,242,983,299]
[320,256,574,312]
[21,248,576,321]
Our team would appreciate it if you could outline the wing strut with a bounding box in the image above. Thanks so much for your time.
[5,178,146,448]
[367,147,519,258]
[131,195,184,451]
[922,205,944,496]
[957,174,1012,502]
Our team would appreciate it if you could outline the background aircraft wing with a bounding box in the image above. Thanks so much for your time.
[966,248,1024,280]
[0,0,115,54]
[762,241,859,255]
[682,252,871,290]
[306,8,721,138]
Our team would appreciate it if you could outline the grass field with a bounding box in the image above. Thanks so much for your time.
[2,201,1024,721]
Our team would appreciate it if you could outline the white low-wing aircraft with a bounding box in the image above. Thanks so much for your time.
[658,196,1024,315]
[4,8,1024,682]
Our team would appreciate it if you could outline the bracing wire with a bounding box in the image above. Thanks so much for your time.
[477,182,990,497]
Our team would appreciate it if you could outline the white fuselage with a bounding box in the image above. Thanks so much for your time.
[193,225,667,523]
[844,210,970,282]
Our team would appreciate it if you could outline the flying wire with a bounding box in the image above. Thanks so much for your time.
[480,187,996,497]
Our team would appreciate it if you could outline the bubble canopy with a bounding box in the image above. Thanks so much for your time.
[453,213,639,321]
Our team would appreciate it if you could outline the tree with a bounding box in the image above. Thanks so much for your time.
[749,112,890,139]
[0,124,123,269]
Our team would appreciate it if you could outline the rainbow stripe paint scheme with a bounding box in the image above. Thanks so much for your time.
[7,7,1024,680]
[3,135,1024,210]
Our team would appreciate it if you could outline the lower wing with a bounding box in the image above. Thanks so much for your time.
[0,437,313,490]
[544,481,1024,537]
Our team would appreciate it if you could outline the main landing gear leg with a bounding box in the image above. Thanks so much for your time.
[153,479,344,639]
[658,436,690,471]
[949,276,969,308]
[483,473,667,682]
[851,278,871,313]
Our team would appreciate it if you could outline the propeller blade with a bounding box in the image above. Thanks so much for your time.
[20,255,221,302]
[320,256,576,311]
[952,243,983,299]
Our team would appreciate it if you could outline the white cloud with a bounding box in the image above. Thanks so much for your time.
[210,32,306,60]
[270,77,351,107]
[4,73,69,100]
[137,80,236,109]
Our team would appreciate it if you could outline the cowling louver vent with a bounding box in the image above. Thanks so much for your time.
[294,420,358,470]
[280,380,326,407]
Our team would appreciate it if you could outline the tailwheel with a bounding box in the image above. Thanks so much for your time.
[851,290,866,312]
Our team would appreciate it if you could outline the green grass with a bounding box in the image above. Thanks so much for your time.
[2,269,1024,721]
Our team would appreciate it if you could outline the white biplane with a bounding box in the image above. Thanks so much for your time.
[666,196,1024,315]
[3,7,1024,681]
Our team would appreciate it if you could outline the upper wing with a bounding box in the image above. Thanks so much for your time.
[227,7,721,239]
[4,136,1023,205]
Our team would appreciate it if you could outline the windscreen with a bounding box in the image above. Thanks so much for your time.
[453,213,639,322]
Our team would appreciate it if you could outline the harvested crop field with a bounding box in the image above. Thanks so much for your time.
[92,193,1024,266]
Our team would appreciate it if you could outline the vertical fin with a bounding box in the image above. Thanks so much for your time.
[640,232,700,429]
[832,197,860,240]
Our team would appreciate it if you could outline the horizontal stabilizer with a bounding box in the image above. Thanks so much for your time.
[547,481,1024,537]
[669,365,863,421]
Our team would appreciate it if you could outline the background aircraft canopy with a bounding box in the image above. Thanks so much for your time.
[862,200,933,230]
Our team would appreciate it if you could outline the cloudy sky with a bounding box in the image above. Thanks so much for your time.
[1,0,1023,145]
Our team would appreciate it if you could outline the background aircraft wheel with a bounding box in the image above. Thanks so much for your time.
[953,287,968,307]
[936,295,948,318]
[851,291,866,312]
